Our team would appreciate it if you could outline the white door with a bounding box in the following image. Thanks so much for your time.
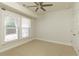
[72,10,79,55]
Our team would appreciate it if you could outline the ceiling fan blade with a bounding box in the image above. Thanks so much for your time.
[27,5,37,7]
[42,4,53,7]
[39,2,43,5]
[41,7,46,11]
[34,2,39,5]
[23,4,26,7]
[35,8,39,12]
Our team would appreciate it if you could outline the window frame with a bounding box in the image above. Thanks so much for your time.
[0,9,31,44]
[21,16,31,39]
[2,10,20,43]
[4,14,19,42]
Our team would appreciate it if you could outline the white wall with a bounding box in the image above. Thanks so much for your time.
[30,19,36,39]
[35,8,74,46]
[72,3,79,55]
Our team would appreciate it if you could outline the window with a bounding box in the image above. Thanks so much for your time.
[0,10,31,43]
[22,17,31,38]
[4,12,18,42]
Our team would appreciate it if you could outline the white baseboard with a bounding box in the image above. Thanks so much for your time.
[35,38,72,46]
[74,47,79,56]
[73,46,79,56]
[0,39,34,53]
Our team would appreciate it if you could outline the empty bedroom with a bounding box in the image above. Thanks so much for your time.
[0,2,79,56]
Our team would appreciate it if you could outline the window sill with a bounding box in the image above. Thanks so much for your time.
[1,37,30,45]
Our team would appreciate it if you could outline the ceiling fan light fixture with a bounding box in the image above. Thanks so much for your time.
[25,2,53,12]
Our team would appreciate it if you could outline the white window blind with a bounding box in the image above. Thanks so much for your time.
[4,11,18,42]
[0,9,31,43]
[22,17,31,38]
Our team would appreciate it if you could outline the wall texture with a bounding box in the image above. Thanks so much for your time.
[35,8,74,46]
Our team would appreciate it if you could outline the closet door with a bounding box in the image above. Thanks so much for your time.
[72,7,79,55]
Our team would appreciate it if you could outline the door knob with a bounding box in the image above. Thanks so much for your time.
[72,34,76,36]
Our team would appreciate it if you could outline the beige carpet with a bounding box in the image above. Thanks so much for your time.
[0,39,77,56]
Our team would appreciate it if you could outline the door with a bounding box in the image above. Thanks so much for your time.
[72,10,79,55]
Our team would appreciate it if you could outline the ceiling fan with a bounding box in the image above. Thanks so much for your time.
[23,2,53,12]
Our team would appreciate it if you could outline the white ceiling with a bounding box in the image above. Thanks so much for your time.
[18,2,74,16]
